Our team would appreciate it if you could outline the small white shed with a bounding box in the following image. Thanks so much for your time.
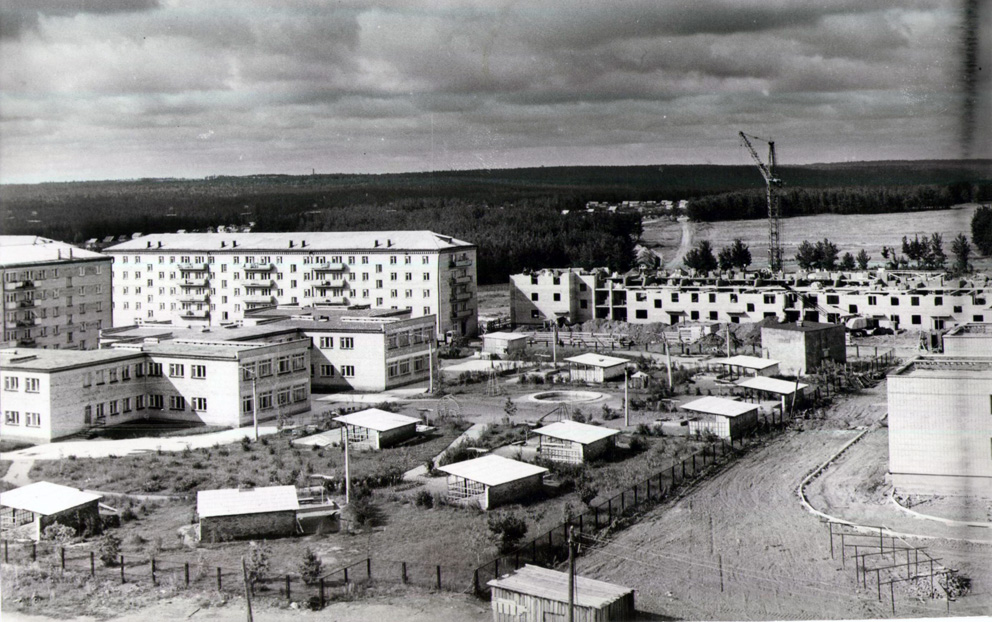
[483,332,530,357]
[735,376,809,423]
[533,420,620,464]
[333,408,420,450]
[715,355,780,378]
[682,396,759,440]
[488,564,635,622]
[565,353,629,384]
[438,455,548,510]
[0,482,102,541]
[196,485,300,542]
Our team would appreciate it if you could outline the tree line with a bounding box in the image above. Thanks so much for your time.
[686,183,991,222]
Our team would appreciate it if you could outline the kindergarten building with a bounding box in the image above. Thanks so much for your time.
[510,268,991,330]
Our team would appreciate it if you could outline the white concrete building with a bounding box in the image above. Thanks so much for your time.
[482,332,529,358]
[1,335,311,443]
[1,236,112,350]
[942,322,992,356]
[510,268,991,330]
[102,306,436,393]
[887,355,992,498]
[104,231,477,337]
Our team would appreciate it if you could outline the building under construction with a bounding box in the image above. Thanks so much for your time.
[510,268,990,330]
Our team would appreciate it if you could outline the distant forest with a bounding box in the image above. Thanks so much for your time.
[2,160,989,284]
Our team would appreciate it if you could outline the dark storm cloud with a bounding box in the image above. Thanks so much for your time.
[0,0,159,39]
[0,0,982,183]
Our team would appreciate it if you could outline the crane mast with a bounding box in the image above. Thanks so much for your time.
[738,131,784,272]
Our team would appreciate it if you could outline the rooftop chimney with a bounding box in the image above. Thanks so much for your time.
[289,240,294,248]
[221,241,226,248]
[157,241,162,248]
[233,241,238,247]
[301,240,307,248]
[146,241,152,248]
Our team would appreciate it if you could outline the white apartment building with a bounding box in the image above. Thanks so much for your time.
[103,231,477,337]
[1,236,112,350]
[510,268,992,330]
[887,355,992,498]
[1,338,310,444]
[101,306,436,393]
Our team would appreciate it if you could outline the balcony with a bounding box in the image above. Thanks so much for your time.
[448,258,472,268]
[450,275,472,285]
[313,263,347,272]
[4,301,18,311]
[179,309,210,319]
[17,337,36,347]
[244,263,275,272]
[15,318,39,328]
[177,263,209,272]
[315,280,348,290]
[18,299,36,308]
[179,293,210,303]
[450,290,472,302]
[179,278,209,288]
[449,308,474,320]
[4,280,36,291]
[244,280,276,290]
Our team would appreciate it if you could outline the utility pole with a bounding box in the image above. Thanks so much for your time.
[241,556,254,622]
[739,131,785,272]
[665,338,673,389]
[244,366,259,441]
[552,322,559,368]
[428,334,435,395]
[623,367,629,427]
[343,423,351,505]
[567,525,576,622]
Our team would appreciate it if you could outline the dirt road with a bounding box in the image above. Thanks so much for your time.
[664,217,694,269]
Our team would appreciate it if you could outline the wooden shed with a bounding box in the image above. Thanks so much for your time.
[714,355,780,379]
[564,353,629,384]
[197,485,300,543]
[735,376,809,424]
[0,482,102,541]
[488,564,635,622]
[438,455,548,510]
[533,420,620,464]
[333,408,420,450]
[483,331,530,357]
[682,396,759,441]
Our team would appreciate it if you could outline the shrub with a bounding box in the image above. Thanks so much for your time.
[414,489,434,508]
[99,533,121,567]
[298,547,323,584]
[635,423,652,436]
[241,436,252,451]
[347,488,384,528]
[43,523,76,545]
[245,541,270,591]
[628,436,647,452]
[487,511,528,554]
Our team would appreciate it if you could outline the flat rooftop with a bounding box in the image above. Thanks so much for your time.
[197,485,299,518]
[944,322,992,336]
[105,231,474,252]
[761,320,842,333]
[714,355,780,370]
[534,420,620,445]
[483,331,529,341]
[0,236,107,267]
[333,409,420,432]
[488,564,633,609]
[565,353,630,368]
[438,455,548,487]
[890,356,992,379]
[0,482,102,515]
[735,376,810,395]
[682,396,759,418]
[0,348,143,372]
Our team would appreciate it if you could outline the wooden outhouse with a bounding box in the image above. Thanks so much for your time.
[488,564,635,622]
[533,420,619,464]
[438,455,548,510]
[682,396,759,441]
[0,482,102,541]
[333,408,420,450]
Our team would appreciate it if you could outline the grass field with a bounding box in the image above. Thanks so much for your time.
[643,203,990,271]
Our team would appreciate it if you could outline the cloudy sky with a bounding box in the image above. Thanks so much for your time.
[1,0,988,184]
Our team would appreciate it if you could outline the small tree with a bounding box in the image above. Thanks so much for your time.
[814,239,839,270]
[503,397,517,419]
[839,252,856,271]
[298,547,323,584]
[928,232,946,269]
[729,238,752,271]
[346,487,383,528]
[487,511,528,554]
[717,245,735,271]
[99,533,121,567]
[951,233,972,273]
[683,240,718,272]
[972,205,992,255]
[795,240,818,270]
[855,249,871,270]
[245,541,270,592]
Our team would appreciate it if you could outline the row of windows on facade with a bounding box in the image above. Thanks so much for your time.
[530,306,988,325]
[3,322,99,342]
[3,411,41,427]
[4,303,103,322]
[2,265,104,281]
[238,354,308,380]
[386,355,429,379]
[119,270,439,284]
[115,300,437,318]
[3,285,105,301]
[118,285,435,299]
[118,254,440,266]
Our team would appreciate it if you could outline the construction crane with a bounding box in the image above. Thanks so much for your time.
[739,132,784,272]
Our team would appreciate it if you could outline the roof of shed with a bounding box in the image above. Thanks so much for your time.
[333,409,420,432]
[681,396,759,418]
[534,420,620,445]
[0,482,101,515]
[564,353,629,368]
[735,376,810,395]
[488,565,633,609]
[483,331,529,341]
[197,485,299,518]
[714,355,780,370]
[762,320,842,333]
[437,455,548,487]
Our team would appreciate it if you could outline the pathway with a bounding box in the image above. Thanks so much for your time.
[2,459,34,486]
[402,422,489,481]
[664,217,694,269]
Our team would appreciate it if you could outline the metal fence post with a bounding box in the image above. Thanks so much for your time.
[285,575,291,600]
[60,546,65,571]
[343,567,348,583]
[366,557,371,580]
[151,557,156,585]
[91,551,95,576]
[120,555,125,584]
[32,542,36,561]
[473,568,480,594]
[320,578,325,609]
[185,562,190,587]
[217,567,222,590]
[402,561,408,583]
[436,565,441,590]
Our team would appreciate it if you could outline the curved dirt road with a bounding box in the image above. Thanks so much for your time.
[664,217,693,269]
